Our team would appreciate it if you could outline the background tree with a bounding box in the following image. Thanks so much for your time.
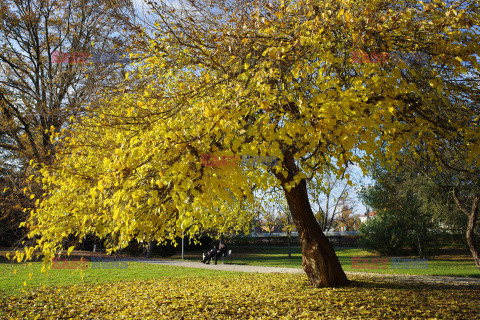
[415,152,480,269]
[308,168,357,232]
[416,178,467,237]
[452,178,480,269]
[257,187,296,255]
[255,187,285,234]
[361,145,479,267]
[334,203,358,232]
[23,0,480,288]
[0,0,135,245]
[359,161,441,257]
[278,208,295,258]
[0,144,28,246]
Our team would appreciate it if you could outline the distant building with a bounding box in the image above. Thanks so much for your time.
[357,210,377,224]
[251,218,296,235]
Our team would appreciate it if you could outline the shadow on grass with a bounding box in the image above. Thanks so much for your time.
[347,278,480,291]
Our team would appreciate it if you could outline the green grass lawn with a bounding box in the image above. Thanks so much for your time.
[1,246,478,299]
[171,246,480,277]
[0,259,232,298]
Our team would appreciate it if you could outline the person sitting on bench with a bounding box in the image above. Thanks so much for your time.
[214,243,228,265]
[202,245,217,264]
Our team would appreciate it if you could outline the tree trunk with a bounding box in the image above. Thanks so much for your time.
[416,234,424,259]
[465,196,480,270]
[466,212,480,270]
[145,241,153,258]
[287,233,291,259]
[284,180,350,287]
[274,152,350,287]
[453,190,480,270]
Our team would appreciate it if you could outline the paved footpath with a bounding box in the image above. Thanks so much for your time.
[137,259,480,288]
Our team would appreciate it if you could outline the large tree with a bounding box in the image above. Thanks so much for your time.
[23,0,480,288]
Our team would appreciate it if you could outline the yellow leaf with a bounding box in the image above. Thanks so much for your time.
[345,11,351,21]
[148,197,155,206]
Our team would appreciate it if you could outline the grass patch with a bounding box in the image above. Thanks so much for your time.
[0,259,231,298]
[1,273,478,319]
[1,246,478,301]
[172,246,480,277]
[172,246,374,268]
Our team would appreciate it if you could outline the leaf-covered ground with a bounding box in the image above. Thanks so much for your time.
[1,273,478,319]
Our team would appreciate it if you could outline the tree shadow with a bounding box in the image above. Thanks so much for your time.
[347,278,480,291]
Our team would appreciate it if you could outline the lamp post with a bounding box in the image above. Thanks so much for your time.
[181,232,184,260]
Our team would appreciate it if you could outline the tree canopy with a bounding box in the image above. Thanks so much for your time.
[20,0,480,287]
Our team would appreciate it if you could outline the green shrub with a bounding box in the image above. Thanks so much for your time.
[359,213,442,257]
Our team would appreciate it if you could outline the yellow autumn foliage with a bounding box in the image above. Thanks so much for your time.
[21,0,480,264]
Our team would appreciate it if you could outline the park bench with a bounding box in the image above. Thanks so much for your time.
[203,249,232,264]
[221,249,232,264]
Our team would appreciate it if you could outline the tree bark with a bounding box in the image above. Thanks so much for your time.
[464,194,480,270]
[274,152,350,287]
[453,190,480,270]
[466,207,480,270]
[416,234,424,259]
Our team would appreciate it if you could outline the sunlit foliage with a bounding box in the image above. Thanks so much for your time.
[20,0,480,274]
